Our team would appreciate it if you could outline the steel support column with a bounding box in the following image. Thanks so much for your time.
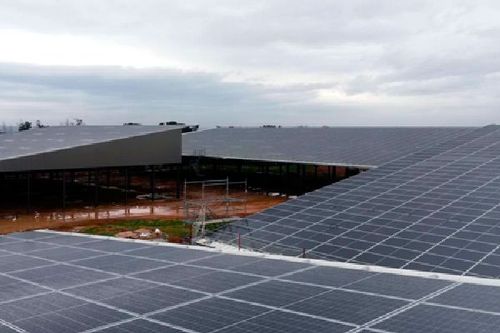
[94,169,99,207]
[176,165,182,199]
[26,172,31,213]
[62,171,66,212]
[150,166,156,201]
[124,167,130,205]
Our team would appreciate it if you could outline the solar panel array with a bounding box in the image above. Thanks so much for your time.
[0,126,180,161]
[1,231,500,333]
[183,127,473,167]
[212,125,500,278]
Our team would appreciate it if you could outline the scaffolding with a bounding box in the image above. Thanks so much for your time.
[183,178,247,240]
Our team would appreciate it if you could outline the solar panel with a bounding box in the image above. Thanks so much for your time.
[73,254,171,274]
[150,298,269,333]
[1,231,500,332]
[171,270,262,293]
[215,310,352,333]
[429,284,500,313]
[286,289,409,325]
[10,264,114,289]
[183,126,474,167]
[372,304,500,333]
[283,265,375,287]
[211,125,500,278]
[95,319,183,333]
[346,273,451,299]
[0,275,50,303]
[224,280,327,307]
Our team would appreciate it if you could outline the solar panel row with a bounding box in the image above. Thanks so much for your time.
[212,125,500,278]
[183,126,473,167]
[1,231,500,333]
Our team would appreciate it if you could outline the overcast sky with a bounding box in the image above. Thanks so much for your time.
[0,0,499,127]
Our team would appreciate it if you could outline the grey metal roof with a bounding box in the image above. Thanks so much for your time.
[0,125,182,172]
[1,230,499,333]
[0,126,181,161]
[183,127,474,167]
[212,125,500,278]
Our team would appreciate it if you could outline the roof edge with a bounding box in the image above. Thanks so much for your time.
[34,229,500,287]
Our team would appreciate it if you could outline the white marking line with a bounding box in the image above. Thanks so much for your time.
[209,308,278,333]
[3,262,60,274]
[0,291,54,307]
[85,317,200,333]
[424,301,500,317]
[366,328,397,333]
[0,319,25,333]
[274,277,412,303]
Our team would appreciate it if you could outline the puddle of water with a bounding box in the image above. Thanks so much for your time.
[0,193,287,234]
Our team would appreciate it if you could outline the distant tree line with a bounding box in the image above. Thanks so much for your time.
[16,118,85,132]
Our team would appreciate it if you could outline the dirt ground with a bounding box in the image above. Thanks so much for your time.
[0,191,287,234]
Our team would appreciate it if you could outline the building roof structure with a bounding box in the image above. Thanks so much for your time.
[0,126,182,172]
[183,127,473,167]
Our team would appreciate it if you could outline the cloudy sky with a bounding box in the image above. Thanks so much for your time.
[0,0,499,127]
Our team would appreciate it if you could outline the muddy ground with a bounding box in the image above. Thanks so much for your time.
[0,190,287,234]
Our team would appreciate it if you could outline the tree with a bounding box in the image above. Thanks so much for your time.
[18,121,32,132]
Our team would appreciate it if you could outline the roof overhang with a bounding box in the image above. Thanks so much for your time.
[0,126,182,172]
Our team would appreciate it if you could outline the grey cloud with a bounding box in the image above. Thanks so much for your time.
[0,63,327,126]
[0,1,500,126]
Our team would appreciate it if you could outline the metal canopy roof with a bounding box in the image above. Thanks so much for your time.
[183,127,474,167]
[1,230,500,333]
[212,125,500,278]
[0,126,182,172]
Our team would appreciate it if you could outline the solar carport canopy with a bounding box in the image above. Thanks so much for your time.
[0,126,182,172]
[183,126,474,167]
[212,125,500,278]
[1,231,500,333]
